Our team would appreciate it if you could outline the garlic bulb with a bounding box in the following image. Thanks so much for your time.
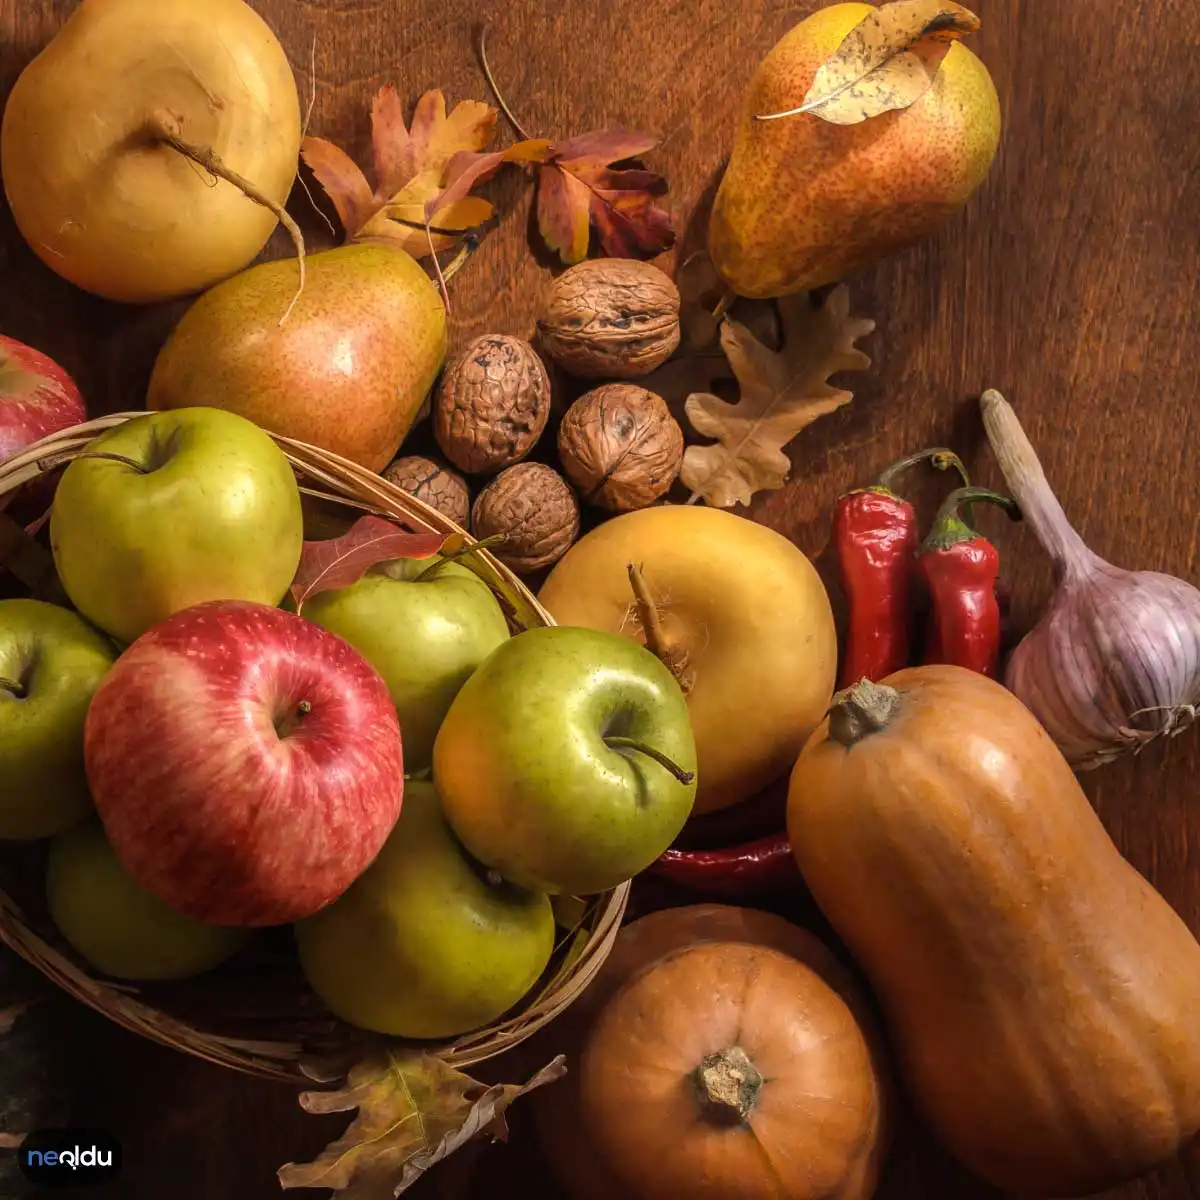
[981,389,1200,770]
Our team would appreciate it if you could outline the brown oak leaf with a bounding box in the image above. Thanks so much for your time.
[277,1051,567,1198]
[681,286,875,509]
[757,0,981,126]
[438,130,675,266]
[290,515,447,613]
[301,87,501,257]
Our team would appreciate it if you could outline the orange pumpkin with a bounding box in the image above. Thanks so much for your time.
[787,667,1200,1196]
[579,940,885,1199]
[532,904,888,1200]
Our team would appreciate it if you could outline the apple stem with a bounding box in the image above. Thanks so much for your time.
[145,111,307,327]
[74,452,152,475]
[603,736,695,785]
[0,676,25,699]
[297,700,312,716]
[626,563,691,692]
[414,534,507,581]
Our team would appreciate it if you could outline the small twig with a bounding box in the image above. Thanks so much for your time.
[297,36,336,236]
[478,24,534,142]
[149,113,307,325]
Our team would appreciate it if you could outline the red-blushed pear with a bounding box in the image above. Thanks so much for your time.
[82,600,404,927]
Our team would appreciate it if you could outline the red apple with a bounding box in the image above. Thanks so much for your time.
[0,334,87,516]
[83,600,404,926]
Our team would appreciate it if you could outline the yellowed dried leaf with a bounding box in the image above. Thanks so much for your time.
[278,1050,566,1198]
[760,0,981,126]
[681,286,874,509]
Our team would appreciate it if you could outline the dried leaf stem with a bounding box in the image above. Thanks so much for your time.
[148,113,307,324]
[478,24,534,141]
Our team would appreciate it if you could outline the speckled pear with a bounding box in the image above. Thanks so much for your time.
[708,2,1001,299]
[147,243,447,471]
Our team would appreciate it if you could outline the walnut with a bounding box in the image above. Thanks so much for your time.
[433,334,551,475]
[537,260,681,379]
[381,455,471,529]
[557,384,684,512]
[471,463,580,575]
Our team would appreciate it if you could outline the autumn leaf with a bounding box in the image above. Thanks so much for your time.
[277,1051,567,1198]
[301,86,501,257]
[757,0,981,126]
[681,286,875,509]
[290,515,447,613]
[439,130,675,267]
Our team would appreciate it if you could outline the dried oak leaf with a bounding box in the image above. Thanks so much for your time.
[437,130,675,266]
[290,515,448,613]
[301,87,502,257]
[681,286,875,509]
[759,0,981,125]
[277,1051,567,1198]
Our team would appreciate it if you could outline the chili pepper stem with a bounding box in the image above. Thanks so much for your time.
[874,446,970,494]
[923,487,1021,552]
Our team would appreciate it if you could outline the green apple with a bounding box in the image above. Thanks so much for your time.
[0,598,115,840]
[49,407,304,644]
[46,819,251,981]
[300,555,510,771]
[433,626,698,896]
[295,779,554,1039]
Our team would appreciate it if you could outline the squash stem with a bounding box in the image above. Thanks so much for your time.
[690,1046,762,1124]
[828,679,902,745]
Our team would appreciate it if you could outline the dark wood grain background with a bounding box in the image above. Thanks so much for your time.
[3,0,1199,1197]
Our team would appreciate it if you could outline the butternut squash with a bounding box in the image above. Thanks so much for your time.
[786,665,1200,1197]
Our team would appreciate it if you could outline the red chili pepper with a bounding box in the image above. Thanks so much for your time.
[649,832,804,900]
[834,448,969,689]
[919,486,1021,678]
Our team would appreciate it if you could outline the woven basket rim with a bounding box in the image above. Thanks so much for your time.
[0,412,631,1082]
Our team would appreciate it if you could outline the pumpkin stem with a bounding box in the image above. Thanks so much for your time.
[691,1046,763,1125]
[828,679,903,746]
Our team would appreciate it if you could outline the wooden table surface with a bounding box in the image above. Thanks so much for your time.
[3,0,1200,1197]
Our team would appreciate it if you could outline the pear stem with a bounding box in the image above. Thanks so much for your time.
[74,452,151,474]
[0,677,25,699]
[603,736,694,784]
[147,112,307,325]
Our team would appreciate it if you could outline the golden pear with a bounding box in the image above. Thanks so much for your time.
[709,1,1001,298]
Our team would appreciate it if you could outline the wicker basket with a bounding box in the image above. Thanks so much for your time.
[0,412,629,1083]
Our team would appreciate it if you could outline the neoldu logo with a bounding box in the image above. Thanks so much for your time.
[15,1128,121,1187]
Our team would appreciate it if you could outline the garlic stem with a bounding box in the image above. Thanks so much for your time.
[979,390,1093,579]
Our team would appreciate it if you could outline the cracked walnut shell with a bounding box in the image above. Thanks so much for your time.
[471,463,580,575]
[434,335,551,475]
[382,455,471,530]
[537,260,681,379]
[558,384,684,512]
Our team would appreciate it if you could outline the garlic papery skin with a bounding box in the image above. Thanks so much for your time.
[981,389,1200,771]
